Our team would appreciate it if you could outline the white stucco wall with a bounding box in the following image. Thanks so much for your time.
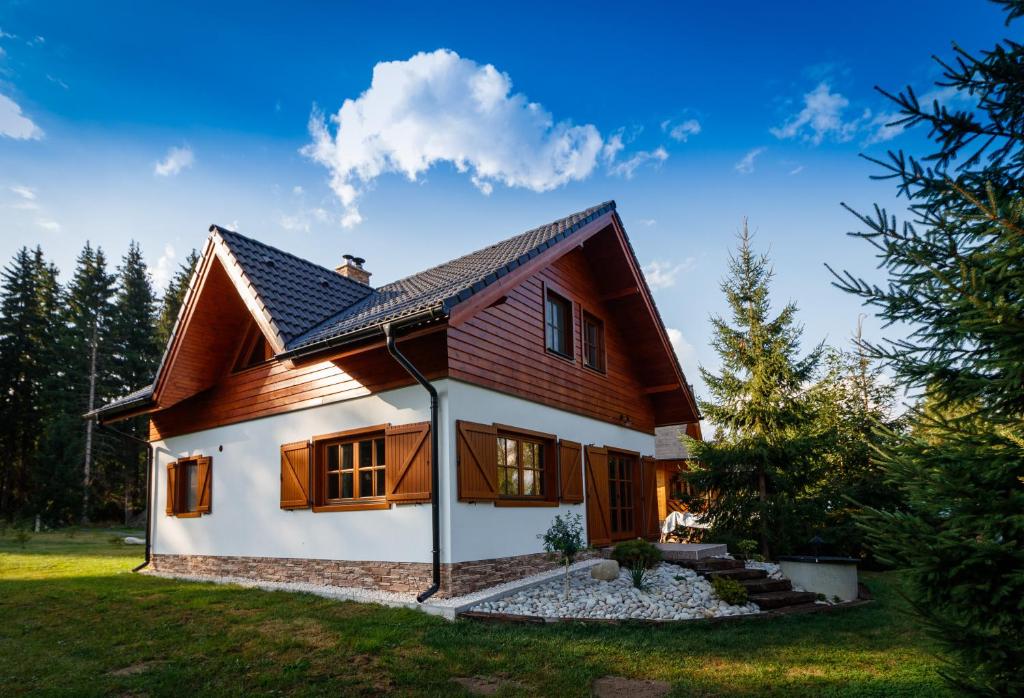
[151,378,655,566]
[151,382,449,564]
[445,380,654,562]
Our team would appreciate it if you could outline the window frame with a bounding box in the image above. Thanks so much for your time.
[581,309,607,374]
[493,424,558,506]
[175,457,202,517]
[232,323,273,373]
[311,425,391,512]
[543,283,574,361]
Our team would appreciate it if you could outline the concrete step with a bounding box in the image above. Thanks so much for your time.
[741,578,791,594]
[748,590,819,610]
[706,568,767,581]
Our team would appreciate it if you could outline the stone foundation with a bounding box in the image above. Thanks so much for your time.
[150,548,603,598]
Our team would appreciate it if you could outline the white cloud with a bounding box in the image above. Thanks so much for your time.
[601,131,625,163]
[644,258,695,289]
[0,93,43,140]
[789,165,804,175]
[35,218,60,232]
[667,327,698,377]
[662,118,701,142]
[303,49,604,227]
[863,87,973,146]
[771,82,864,145]
[10,185,35,200]
[154,146,195,176]
[608,146,668,179]
[637,218,657,227]
[735,147,766,174]
[151,244,176,291]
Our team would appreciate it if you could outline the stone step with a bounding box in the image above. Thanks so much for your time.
[706,568,767,581]
[748,590,819,610]
[741,578,791,594]
[671,558,745,572]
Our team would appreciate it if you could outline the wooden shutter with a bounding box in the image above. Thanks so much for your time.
[280,441,312,509]
[640,456,659,540]
[196,456,213,514]
[385,422,431,503]
[456,420,498,501]
[165,461,178,516]
[558,439,584,503]
[584,446,611,546]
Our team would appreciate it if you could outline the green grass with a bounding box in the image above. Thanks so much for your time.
[0,530,949,697]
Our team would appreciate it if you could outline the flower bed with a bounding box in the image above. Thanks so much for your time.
[469,562,760,621]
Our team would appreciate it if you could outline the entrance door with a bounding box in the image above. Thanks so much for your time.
[608,452,637,540]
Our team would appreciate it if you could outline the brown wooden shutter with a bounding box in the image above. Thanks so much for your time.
[196,456,213,514]
[456,420,498,501]
[165,461,178,516]
[558,439,584,503]
[584,445,611,546]
[385,422,431,503]
[280,440,312,509]
[640,456,659,540]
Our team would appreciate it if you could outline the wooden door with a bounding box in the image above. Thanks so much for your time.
[608,452,638,541]
[584,446,611,546]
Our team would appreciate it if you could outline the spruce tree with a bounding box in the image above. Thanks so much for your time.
[155,249,198,348]
[64,243,116,522]
[830,3,1024,691]
[108,241,159,523]
[0,248,47,519]
[689,222,823,558]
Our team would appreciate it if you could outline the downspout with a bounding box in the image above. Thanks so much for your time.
[97,421,155,572]
[383,321,441,603]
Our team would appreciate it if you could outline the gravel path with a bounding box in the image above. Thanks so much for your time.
[469,563,760,621]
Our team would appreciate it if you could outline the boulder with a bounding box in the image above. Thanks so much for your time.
[590,560,620,581]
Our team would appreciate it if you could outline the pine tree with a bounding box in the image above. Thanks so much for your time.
[0,248,48,519]
[107,241,159,523]
[830,3,1024,691]
[689,222,823,558]
[155,249,198,348]
[64,243,116,523]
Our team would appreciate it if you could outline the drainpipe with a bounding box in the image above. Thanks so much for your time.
[383,322,441,603]
[97,421,154,572]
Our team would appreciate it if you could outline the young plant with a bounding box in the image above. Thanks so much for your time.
[538,513,586,599]
[736,539,758,560]
[710,576,748,606]
[612,539,662,590]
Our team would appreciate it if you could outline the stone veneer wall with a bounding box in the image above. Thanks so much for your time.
[151,549,604,598]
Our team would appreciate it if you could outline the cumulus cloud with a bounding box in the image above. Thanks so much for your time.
[0,93,44,140]
[608,146,668,179]
[150,244,176,291]
[303,49,606,227]
[35,218,60,232]
[666,327,697,377]
[862,86,973,146]
[644,258,695,290]
[662,118,701,142]
[771,82,865,145]
[154,146,195,176]
[735,147,766,174]
[10,185,35,200]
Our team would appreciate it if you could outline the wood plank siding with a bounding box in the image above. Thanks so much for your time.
[448,242,660,433]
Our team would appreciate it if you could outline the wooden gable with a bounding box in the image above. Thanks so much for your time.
[447,216,699,432]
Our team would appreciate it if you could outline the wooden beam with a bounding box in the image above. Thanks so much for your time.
[600,286,640,302]
[642,383,680,395]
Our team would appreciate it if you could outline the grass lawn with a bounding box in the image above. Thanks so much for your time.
[0,529,949,697]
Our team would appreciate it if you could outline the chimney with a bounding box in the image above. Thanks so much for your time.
[335,254,371,285]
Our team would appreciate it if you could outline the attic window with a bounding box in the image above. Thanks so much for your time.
[233,325,272,372]
[544,288,572,359]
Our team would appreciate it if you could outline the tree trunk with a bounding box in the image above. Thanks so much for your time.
[82,325,98,524]
[758,467,770,559]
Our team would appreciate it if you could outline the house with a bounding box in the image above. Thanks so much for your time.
[90,201,701,599]
[654,422,703,521]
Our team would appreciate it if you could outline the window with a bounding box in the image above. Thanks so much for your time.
[608,452,636,538]
[166,456,211,517]
[582,311,605,372]
[314,429,387,508]
[233,324,272,372]
[545,289,572,358]
[496,433,546,498]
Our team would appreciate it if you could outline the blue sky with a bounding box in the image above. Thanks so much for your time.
[0,1,1013,403]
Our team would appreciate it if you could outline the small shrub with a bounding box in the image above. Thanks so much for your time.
[736,539,758,559]
[13,530,31,549]
[710,576,748,606]
[611,539,662,570]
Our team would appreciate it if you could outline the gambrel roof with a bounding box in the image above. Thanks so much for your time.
[90,200,696,423]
